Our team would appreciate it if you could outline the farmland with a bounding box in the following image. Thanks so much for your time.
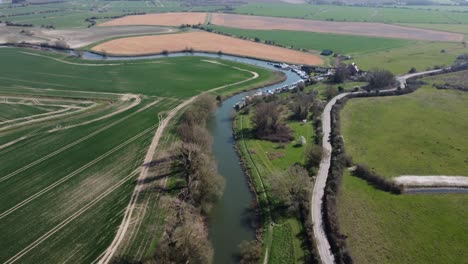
[210,13,463,42]
[338,171,468,264]
[340,83,468,178]
[91,31,323,65]
[0,0,223,28]
[336,71,468,263]
[0,25,175,48]
[351,41,468,74]
[206,25,413,55]
[98,12,207,27]
[0,47,280,263]
[233,3,468,24]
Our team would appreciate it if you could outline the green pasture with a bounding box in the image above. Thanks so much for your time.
[351,41,467,74]
[338,171,468,264]
[206,25,413,55]
[340,83,468,178]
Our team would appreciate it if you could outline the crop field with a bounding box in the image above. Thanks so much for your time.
[338,171,468,264]
[91,31,323,65]
[232,3,468,24]
[0,47,279,263]
[206,25,414,55]
[210,13,463,42]
[235,113,316,263]
[340,82,468,178]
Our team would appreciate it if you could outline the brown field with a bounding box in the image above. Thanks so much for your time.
[91,31,323,65]
[98,12,207,27]
[211,13,464,42]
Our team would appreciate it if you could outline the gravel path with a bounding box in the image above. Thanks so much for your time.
[394,176,468,187]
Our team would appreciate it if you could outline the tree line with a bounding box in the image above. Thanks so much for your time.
[146,95,224,264]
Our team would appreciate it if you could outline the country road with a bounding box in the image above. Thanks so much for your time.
[311,69,443,264]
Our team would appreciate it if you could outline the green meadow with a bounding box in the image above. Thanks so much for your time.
[341,84,468,178]
[338,171,468,264]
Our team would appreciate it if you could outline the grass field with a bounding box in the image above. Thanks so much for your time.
[351,41,468,74]
[235,112,316,264]
[0,48,263,98]
[233,3,468,24]
[206,25,414,55]
[338,171,468,264]
[340,78,468,178]
[0,47,279,263]
[337,71,468,263]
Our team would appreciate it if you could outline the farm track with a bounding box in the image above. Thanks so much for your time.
[48,95,147,132]
[3,169,140,264]
[0,123,159,220]
[99,61,260,263]
[0,100,97,132]
[20,51,166,67]
[0,99,159,183]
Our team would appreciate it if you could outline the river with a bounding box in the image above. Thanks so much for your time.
[9,47,301,263]
[80,51,301,263]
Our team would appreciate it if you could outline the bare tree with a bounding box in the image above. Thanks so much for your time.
[238,240,262,264]
[151,197,214,264]
[270,165,311,215]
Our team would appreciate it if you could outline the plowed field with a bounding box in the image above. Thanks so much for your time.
[92,31,323,65]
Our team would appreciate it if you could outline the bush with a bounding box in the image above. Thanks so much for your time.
[366,69,396,90]
[252,102,293,142]
[352,164,403,194]
[305,145,323,173]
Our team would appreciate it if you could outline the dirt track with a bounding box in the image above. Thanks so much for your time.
[98,12,207,27]
[211,13,464,42]
[92,31,323,65]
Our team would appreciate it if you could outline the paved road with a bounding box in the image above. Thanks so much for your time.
[310,69,442,264]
